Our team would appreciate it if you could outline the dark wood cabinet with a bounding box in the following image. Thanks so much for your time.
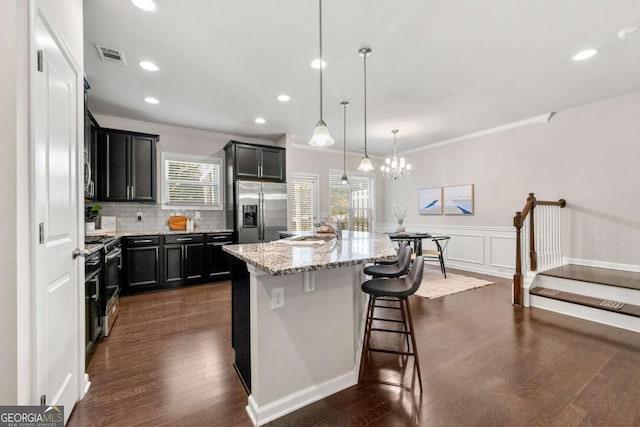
[98,129,158,202]
[205,233,233,280]
[84,110,99,200]
[123,233,233,293]
[224,141,285,182]
[162,234,205,286]
[124,236,161,292]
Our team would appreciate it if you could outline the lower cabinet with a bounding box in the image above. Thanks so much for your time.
[124,236,161,292]
[205,233,233,280]
[124,232,233,293]
[163,234,205,287]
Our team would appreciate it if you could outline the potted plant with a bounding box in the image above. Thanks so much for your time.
[392,203,407,232]
[85,205,102,232]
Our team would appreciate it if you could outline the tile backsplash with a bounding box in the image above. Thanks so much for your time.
[89,202,227,232]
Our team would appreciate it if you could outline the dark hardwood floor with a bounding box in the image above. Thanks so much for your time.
[69,268,640,427]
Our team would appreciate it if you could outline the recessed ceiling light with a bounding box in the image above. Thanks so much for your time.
[277,94,291,102]
[139,61,159,71]
[618,24,640,40]
[132,0,156,11]
[572,49,598,61]
[310,59,327,69]
[255,117,266,124]
[144,97,159,104]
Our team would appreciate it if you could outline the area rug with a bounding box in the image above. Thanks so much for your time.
[416,271,495,299]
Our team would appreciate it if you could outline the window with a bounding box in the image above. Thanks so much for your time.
[162,153,222,210]
[329,172,374,231]
[289,174,319,232]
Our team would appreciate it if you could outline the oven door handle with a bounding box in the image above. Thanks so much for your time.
[93,275,100,302]
[105,248,122,262]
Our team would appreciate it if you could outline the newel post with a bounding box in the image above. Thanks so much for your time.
[528,193,537,271]
[513,211,523,306]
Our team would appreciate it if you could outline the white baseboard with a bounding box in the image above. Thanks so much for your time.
[444,261,513,279]
[563,257,640,273]
[246,371,358,426]
[81,373,91,398]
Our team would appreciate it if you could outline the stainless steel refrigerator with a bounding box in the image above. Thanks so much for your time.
[235,181,287,243]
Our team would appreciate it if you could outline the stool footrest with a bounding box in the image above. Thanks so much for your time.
[373,304,401,310]
[372,317,404,323]
[371,327,410,334]
[369,347,415,356]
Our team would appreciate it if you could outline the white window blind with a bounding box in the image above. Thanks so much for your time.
[290,175,317,232]
[163,156,222,209]
[329,173,373,231]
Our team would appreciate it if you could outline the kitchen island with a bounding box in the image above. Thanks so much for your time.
[223,232,396,426]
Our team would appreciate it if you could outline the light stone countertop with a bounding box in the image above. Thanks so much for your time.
[223,231,397,276]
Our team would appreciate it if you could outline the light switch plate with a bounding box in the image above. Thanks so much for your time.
[271,287,284,310]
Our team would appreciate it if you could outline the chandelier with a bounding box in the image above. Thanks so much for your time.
[381,129,411,180]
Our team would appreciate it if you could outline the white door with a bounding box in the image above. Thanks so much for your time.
[34,14,81,422]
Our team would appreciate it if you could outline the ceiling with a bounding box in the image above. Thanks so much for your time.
[84,0,640,156]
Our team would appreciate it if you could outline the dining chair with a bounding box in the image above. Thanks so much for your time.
[422,236,451,278]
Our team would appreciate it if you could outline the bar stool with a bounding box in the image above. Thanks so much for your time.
[375,241,409,266]
[359,256,425,390]
[363,245,412,278]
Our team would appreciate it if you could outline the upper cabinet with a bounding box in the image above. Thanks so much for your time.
[225,141,285,182]
[98,129,158,202]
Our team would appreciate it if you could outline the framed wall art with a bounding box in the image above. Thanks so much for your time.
[418,187,443,215]
[444,184,474,215]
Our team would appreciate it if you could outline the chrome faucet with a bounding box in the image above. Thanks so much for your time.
[314,216,342,239]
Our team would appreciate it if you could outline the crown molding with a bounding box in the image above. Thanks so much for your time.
[398,112,555,156]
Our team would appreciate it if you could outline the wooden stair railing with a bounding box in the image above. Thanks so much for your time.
[513,193,566,306]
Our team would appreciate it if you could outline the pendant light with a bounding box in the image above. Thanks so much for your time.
[340,101,349,184]
[357,47,374,171]
[380,129,411,180]
[309,0,335,147]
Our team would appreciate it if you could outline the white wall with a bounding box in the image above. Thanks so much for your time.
[286,143,384,226]
[382,90,640,271]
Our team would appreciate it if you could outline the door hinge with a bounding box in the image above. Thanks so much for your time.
[37,50,43,72]
[40,394,46,405]
[39,223,45,244]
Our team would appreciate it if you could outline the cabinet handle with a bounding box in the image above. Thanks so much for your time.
[176,237,192,242]
[134,239,153,244]
[131,185,135,199]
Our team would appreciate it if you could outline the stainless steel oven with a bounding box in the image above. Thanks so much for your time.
[85,250,102,354]
[102,238,122,336]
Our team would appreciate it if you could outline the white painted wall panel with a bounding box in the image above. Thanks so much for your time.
[489,236,516,269]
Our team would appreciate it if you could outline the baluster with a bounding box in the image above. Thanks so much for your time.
[555,206,561,266]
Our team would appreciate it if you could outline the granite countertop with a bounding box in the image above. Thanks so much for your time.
[223,231,397,275]
[85,243,103,255]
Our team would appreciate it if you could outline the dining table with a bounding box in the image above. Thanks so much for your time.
[385,231,432,254]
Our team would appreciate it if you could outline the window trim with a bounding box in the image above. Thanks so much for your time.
[161,152,224,211]
[328,169,376,232]
[289,172,320,232]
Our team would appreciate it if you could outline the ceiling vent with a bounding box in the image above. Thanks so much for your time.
[95,43,127,65]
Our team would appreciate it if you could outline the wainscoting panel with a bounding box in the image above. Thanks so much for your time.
[377,223,516,278]
[446,234,485,265]
[489,236,516,270]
